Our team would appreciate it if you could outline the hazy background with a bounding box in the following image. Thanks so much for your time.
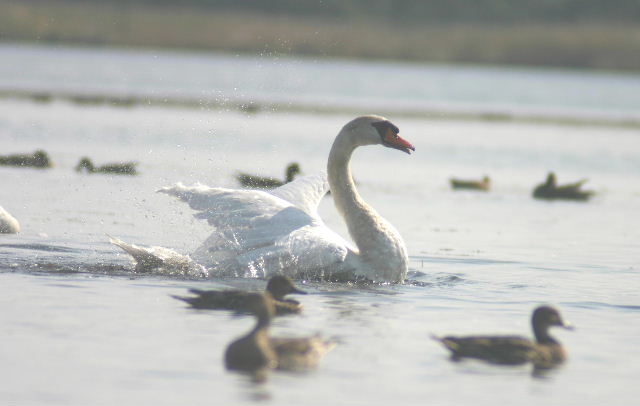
[2,0,640,70]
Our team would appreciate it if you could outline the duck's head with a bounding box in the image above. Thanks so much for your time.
[266,275,307,299]
[285,163,301,181]
[342,115,415,154]
[33,150,51,166]
[75,157,94,172]
[532,306,573,332]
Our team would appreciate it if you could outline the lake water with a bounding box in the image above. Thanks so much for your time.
[0,43,639,405]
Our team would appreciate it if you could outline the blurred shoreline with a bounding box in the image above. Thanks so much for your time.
[3,87,640,129]
[2,0,640,71]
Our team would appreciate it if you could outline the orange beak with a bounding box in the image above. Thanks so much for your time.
[384,128,415,154]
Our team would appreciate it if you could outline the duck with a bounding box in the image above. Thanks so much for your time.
[533,172,594,201]
[433,305,573,369]
[172,275,307,315]
[0,206,20,234]
[75,157,138,175]
[450,176,491,191]
[0,150,52,168]
[225,292,335,373]
[237,162,301,189]
[158,115,415,282]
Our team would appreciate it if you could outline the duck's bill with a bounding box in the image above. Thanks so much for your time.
[384,131,415,154]
[291,288,308,295]
[561,321,575,330]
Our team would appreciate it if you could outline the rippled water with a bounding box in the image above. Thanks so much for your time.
[1,44,639,405]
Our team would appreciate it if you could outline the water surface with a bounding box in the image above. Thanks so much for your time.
[1,44,639,405]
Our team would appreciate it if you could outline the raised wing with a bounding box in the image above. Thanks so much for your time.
[159,177,351,278]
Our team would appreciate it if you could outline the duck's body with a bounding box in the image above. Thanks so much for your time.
[75,157,138,175]
[434,306,572,368]
[238,163,301,189]
[0,206,20,234]
[173,275,306,315]
[0,150,51,168]
[450,176,491,191]
[159,115,414,283]
[533,172,593,201]
[225,293,334,373]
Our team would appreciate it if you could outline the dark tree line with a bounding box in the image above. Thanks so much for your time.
[43,0,640,23]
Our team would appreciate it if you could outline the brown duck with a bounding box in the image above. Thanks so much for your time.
[237,162,301,189]
[0,150,52,168]
[533,172,594,201]
[450,175,491,191]
[433,306,573,368]
[225,292,335,373]
[75,157,138,175]
[173,275,306,315]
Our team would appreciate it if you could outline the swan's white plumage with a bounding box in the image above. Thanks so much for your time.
[114,115,412,282]
[0,206,20,234]
[109,236,207,277]
[158,173,353,279]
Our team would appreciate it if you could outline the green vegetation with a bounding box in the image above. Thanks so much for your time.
[2,0,640,70]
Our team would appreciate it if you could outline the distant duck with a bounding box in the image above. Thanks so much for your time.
[237,162,301,189]
[225,292,335,374]
[533,172,594,201]
[450,176,491,191]
[433,306,573,369]
[173,275,307,315]
[0,150,52,168]
[75,157,138,175]
[0,206,20,234]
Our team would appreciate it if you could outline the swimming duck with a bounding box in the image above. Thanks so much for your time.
[533,172,594,201]
[0,206,20,234]
[450,176,491,191]
[75,157,138,175]
[173,275,307,315]
[0,150,52,168]
[237,162,301,189]
[225,292,335,373]
[433,306,573,369]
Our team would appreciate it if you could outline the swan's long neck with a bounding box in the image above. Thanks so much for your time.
[327,131,408,282]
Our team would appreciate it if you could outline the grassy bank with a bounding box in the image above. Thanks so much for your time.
[2,0,640,70]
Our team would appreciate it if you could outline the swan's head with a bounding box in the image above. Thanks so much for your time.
[342,115,415,154]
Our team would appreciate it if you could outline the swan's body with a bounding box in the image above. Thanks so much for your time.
[159,116,414,282]
[0,206,20,234]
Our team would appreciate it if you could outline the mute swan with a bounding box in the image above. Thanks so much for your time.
[433,306,573,368]
[225,292,335,374]
[237,162,301,189]
[158,115,414,283]
[0,150,52,168]
[533,172,594,201]
[173,275,306,315]
[75,157,138,175]
[0,206,20,234]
